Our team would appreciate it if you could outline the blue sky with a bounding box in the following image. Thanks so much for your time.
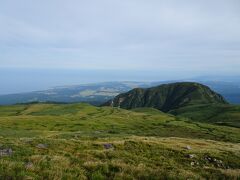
[0,0,240,93]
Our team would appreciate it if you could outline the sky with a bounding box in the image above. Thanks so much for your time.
[0,0,240,94]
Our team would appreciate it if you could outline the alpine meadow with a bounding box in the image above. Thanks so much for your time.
[0,1,240,179]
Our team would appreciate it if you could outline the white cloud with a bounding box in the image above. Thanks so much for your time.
[0,0,239,73]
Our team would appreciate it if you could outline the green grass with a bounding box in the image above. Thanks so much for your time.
[170,104,240,128]
[0,103,239,179]
[0,105,28,116]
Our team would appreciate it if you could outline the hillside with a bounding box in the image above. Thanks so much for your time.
[169,104,240,128]
[0,103,239,179]
[103,82,228,112]
[0,103,238,142]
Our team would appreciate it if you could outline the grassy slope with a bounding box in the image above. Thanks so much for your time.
[0,103,239,179]
[169,104,240,128]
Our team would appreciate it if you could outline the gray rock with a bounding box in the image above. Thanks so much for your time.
[185,145,192,150]
[103,143,113,149]
[187,154,195,159]
[0,148,13,157]
[36,144,48,149]
[25,162,34,170]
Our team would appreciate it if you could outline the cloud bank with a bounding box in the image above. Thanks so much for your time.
[0,0,239,73]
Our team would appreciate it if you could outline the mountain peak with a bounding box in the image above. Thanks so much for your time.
[103,82,228,112]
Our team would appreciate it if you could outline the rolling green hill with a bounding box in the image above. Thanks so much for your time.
[0,103,239,179]
[103,82,228,112]
[102,82,240,128]
[169,103,240,128]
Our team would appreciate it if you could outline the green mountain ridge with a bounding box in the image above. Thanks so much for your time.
[103,82,228,112]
